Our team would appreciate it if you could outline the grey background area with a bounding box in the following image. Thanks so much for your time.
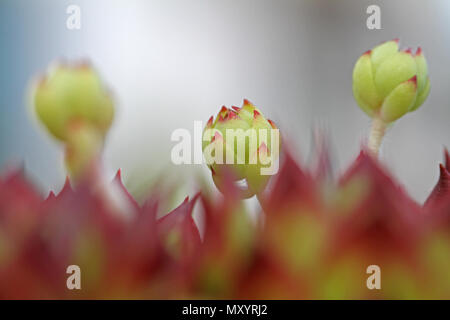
[0,0,448,203]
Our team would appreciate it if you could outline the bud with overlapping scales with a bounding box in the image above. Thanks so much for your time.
[352,40,430,155]
[202,99,280,198]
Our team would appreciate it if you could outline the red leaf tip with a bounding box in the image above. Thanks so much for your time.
[425,162,450,207]
[403,48,412,54]
[444,148,450,171]
[63,176,71,188]
[206,116,213,127]
[268,119,277,129]
[58,176,72,196]
[115,168,122,181]
[45,191,56,201]
[408,75,417,86]
[415,47,422,56]
[227,110,238,120]
[243,99,252,106]
[438,163,450,190]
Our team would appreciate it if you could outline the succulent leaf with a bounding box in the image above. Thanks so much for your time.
[380,76,418,122]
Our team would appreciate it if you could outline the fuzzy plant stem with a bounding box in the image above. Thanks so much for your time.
[368,116,387,156]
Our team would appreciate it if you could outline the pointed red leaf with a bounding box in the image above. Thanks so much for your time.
[331,151,422,260]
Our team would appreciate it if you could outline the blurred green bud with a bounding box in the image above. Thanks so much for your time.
[33,61,114,180]
[34,61,114,142]
[202,100,280,198]
[353,40,430,123]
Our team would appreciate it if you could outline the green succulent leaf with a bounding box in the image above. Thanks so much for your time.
[380,77,417,123]
[374,51,417,99]
[352,53,382,111]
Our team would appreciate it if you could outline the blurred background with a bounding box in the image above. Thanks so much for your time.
[0,0,448,203]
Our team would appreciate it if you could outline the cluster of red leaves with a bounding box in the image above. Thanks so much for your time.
[0,150,449,299]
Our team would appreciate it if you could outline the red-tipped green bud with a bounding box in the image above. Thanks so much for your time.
[33,61,114,179]
[353,40,430,123]
[202,100,280,198]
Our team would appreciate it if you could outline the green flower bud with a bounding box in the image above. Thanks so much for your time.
[203,100,280,198]
[353,40,430,123]
[33,61,114,180]
[34,61,114,142]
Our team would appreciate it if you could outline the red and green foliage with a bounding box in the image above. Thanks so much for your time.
[0,148,448,299]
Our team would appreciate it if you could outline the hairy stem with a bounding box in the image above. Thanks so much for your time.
[368,116,387,156]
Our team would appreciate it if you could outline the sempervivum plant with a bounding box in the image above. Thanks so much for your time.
[0,147,449,299]
[353,39,430,155]
[202,100,279,199]
[0,40,448,299]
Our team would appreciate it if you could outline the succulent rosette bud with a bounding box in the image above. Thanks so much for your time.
[353,39,430,123]
[33,61,114,179]
[202,100,280,198]
[353,40,430,155]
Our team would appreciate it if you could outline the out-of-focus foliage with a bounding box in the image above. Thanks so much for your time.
[0,149,449,299]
